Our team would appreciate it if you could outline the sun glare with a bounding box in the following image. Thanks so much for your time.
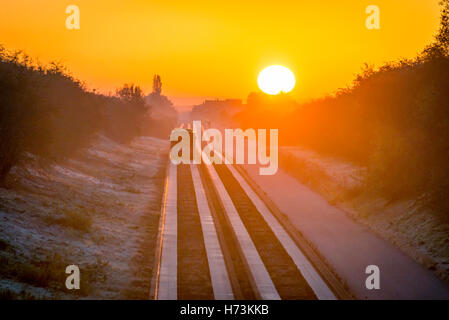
[257,65,295,95]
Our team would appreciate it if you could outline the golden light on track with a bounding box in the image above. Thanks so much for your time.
[257,65,296,95]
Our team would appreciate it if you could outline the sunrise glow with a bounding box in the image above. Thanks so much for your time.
[257,65,295,95]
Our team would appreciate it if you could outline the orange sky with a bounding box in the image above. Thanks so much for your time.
[0,0,442,107]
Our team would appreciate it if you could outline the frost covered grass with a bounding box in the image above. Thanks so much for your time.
[279,146,449,284]
[45,209,92,233]
[0,134,168,299]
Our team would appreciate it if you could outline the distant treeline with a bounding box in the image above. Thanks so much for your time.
[235,1,449,211]
[0,47,173,182]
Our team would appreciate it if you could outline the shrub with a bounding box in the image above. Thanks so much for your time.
[234,1,449,214]
[0,47,151,183]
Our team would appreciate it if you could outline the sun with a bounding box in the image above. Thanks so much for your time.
[257,65,295,95]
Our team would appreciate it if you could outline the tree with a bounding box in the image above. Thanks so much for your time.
[116,83,144,105]
[422,0,449,58]
[437,0,449,49]
[153,74,162,96]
